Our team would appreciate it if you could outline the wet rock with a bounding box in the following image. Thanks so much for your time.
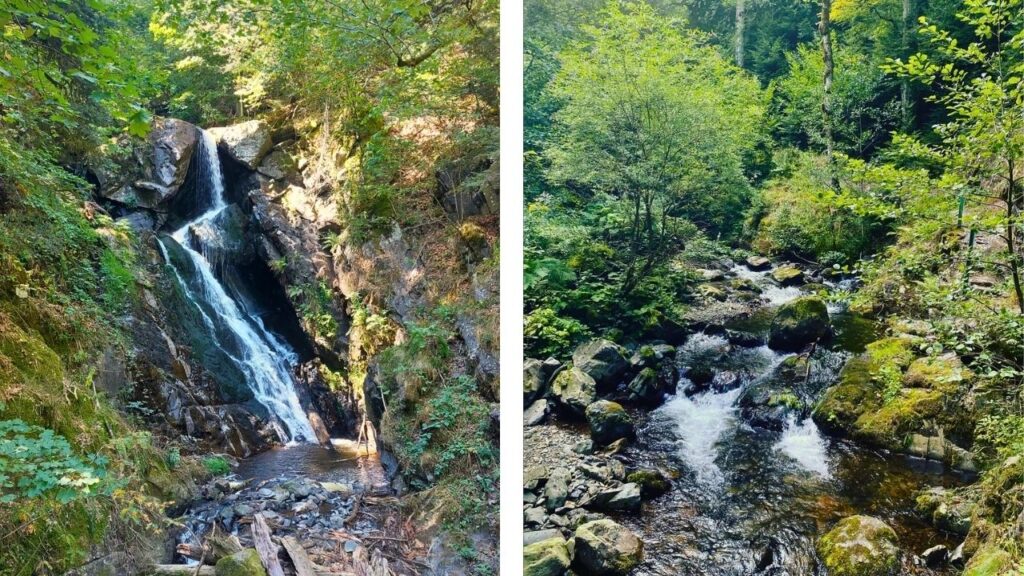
[573,519,644,575]
[209,120,273,169]
[921,544,948,567]
[626,469,671,498]
[915,487,973,536]
[730,278,762,293]
[768,297,830,352]
[572,339,628,389]
[710,370,741,393]
[726,329,763,347]
[628,344,675,369]
[214,549,267,576]
[524,399,550,427]
[625,367,664,405]
[585,401,634,446]
[816,515,900,576]
[772,265,805,286]
[746,255,771,270]
[588,483,641,513]
[551,367,597,415]
[523,537,571,576]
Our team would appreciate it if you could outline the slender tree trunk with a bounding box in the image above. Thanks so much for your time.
[900,0,914,129]
[819,0,839,191]
[735,0,747,68]
[1008,160,1024,314]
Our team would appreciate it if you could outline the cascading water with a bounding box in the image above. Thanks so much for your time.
[158,130,316,443]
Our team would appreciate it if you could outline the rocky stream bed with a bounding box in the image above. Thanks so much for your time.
[524,258,977,576]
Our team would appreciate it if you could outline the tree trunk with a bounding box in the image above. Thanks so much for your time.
[1008,160,1024,314]
[735,0,747,68]
[819,0,839,191]
[900,0,914,129]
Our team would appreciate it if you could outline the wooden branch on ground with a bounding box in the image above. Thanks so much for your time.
[252,513,287,576]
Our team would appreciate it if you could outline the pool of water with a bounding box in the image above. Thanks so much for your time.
[233,440,388,490]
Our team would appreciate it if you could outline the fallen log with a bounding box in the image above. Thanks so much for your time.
[252,513,286,576]
[145,565,215,575]
[281,536,319,576]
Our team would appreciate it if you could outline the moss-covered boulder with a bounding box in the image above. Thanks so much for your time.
[962,544,1014,576]
[551,366,597,416]
[772,265,805,286]
[768,297,830,352]
[572,339,628,389]
[815,516,900,576]
[626,469,671,498]
[746,255,771,270]
[915,487,973,536]
[903,353,972,390]
[573,519,644,575]
[215,549,267,576]
[586,400,635,446]
[523,537,571,576]
[812,337,918,437]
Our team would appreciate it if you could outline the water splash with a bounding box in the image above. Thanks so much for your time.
[774,415,831,478]
[159,129,316,443]
[657,386,742,486]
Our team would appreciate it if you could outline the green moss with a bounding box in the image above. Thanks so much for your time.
[769,392,803,410]
[903,355,971,391]
[523,538,570,576]
[816,515,900,576]
[853,388,944,446]
[215,549,268,576]
[864,336,919,372]
[962,544,1014,576]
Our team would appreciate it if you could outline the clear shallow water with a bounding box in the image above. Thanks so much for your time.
[234,441,387,489]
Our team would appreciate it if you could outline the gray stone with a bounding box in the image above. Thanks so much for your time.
[573,519,643,575]
[572,339,628,388]
[209,120,273,169]
[524,399,549,427]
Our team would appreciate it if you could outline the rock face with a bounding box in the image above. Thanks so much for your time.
[551,367,597,415]
[768,297,831,352]
[210,120,273,169]
[815,516,900,576]
[573,519,644,575]
[573,339,628,389]
[523,537,571,576]
[94,117,198,213]
[586,400,634,446]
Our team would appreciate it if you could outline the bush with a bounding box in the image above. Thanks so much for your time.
[202,456,231,476]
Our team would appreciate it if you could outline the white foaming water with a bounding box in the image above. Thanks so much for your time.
[160,130,316,442]
[730,264,805,305]
[774,415,831,477]
[657,386,742,486]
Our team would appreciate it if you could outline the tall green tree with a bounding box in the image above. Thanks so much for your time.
[545,0,764,295]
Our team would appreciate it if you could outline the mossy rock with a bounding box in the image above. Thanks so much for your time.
[573,519,644,575]
[215,549,267,576]
[572,339,628,389]
[852,387,944,447]
[768,297,830,352]
[585,400,634,446]
[523,537,571,576]
[551,366,597,416]
[962,544,1014,576]
[812,337,919,437]
[772,265,805,286]
[626,469,671,498]
[815,515,900,576]
[903,354,971,392]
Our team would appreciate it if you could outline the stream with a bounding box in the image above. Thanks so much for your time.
[609,266,967,575]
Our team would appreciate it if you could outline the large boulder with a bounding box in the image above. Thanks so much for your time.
[551,367,597,415]
[585,400,635,446]
[573,519,644,575]
[146,117,199,202]
[815,516,900,576]
[768,297,831,352]
[523,537,571,576]
[573,339,628,389]
[209,120,273,169]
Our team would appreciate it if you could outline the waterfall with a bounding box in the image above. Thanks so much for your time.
[159,130,317,443]
[774,415,831,477]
